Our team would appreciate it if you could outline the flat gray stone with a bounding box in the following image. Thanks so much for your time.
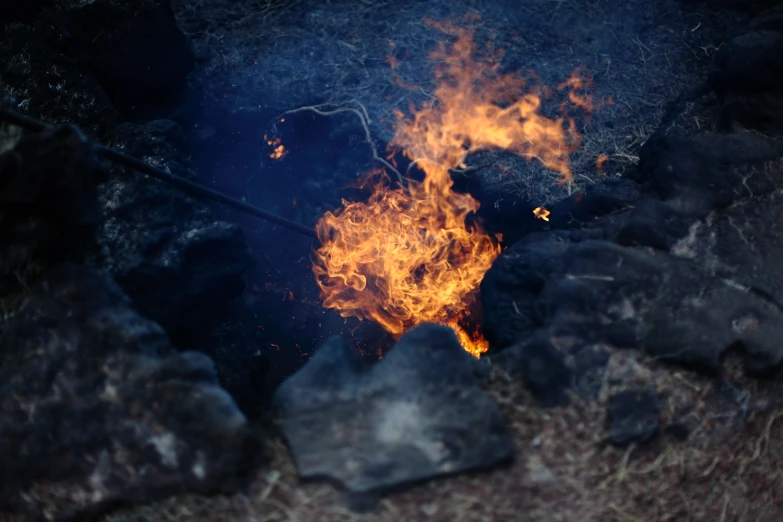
[274,323,513,493]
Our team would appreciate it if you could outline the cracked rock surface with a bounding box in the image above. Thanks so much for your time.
[0,265,258,521]
[274,323,513,493]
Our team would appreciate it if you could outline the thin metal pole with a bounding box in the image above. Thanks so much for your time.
[0,106,319,240]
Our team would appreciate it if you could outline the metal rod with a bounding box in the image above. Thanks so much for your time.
[0,106,319,239]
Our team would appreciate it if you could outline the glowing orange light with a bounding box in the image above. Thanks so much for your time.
[312,18,591,357]
[533,207,551,221]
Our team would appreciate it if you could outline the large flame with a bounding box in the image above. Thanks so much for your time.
[312,19,590,357]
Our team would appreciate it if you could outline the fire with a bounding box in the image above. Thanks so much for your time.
[533,207,551,221]
[447,320,490,358]
[264,134,288,159]
[312,19,591,357]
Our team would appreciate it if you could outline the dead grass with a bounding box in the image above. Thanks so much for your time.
[103,344,783,522]
[171,0,743,206]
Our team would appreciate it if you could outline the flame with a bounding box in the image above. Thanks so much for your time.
[533,207,551,221]
[596,154,608,172]
[264,134,288,159]
[447,319,489,358]
[312,19,591,357]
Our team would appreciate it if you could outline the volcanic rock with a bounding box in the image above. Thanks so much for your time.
[0,22,121,135]
[607,389,661,447]
[493,337,573,407]
[274,323,513,494]
[482,230,783,376]
[98,119,255,348]
[632,131,783,216]
[0,265,259,520]
[710,30,783,132]
[0,124,102,283]
[39,0,195,119]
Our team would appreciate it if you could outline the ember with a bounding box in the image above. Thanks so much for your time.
[264,134,288,159]
[533,207,551,221]
[313,20,591,356]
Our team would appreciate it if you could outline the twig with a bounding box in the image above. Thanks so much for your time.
[275,100,407,186]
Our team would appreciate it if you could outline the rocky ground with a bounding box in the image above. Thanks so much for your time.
[2,0,783,521]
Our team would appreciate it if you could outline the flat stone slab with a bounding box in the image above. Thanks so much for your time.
[274,323,513,493]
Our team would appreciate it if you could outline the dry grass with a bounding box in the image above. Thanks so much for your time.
[104,344,783,522]
[171,0,743,206]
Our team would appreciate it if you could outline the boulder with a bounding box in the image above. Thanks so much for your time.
[40,0,195,119]
[98,119,255,348]
[0,266,259,520]
[274,324,513,494]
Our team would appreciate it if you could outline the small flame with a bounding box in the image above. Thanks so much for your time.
[447,319,489,358]
[264,134,288,159]
[533,207,551,221]
[313,19,591,355]
[596,154,608,172]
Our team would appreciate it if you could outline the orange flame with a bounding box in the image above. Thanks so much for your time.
[533,207,551,221]
[264,134,288,159]
[312,19,591,357]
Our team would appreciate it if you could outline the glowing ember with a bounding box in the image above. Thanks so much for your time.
[313,19,591,357]
[264,134,288,159]
[533,207,551,221]
[596,153,609,172]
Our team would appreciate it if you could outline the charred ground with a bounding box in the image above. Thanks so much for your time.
[2,0,783,521]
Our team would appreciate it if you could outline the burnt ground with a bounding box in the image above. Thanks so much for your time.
[173,0,751,390]
[2,0,783,521]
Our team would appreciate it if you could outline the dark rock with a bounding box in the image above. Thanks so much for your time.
[0,125,102,282]
[0,265,259,520]
[710,31,783,132]
[748,5,783,33]
[570,344,611,400]
[633,132,783,215]
[274,324,513,494]
[480,233,568,349]
[607,388,660,447]
[482,230,783,375]
[0,0,56,22]
[613,199,693,250]
[40,0,195,119]
[0,22,121,135]
[712,31,783,95]
[665,421,690,441]
[494,337,573,407]
[97,119,255,347]
[627,132,783,236]
[687,0,782,15]
[548,178,641,230]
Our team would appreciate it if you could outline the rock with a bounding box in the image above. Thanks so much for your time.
[0,22,121,135]
[632,132,783,216]
[0,0,55,22]
[97,119,255,347]
[607,389,660,447]
[274,323,513,494]
[710,31,783,132]
[548,178,641,230]
[0,265,260,520]
[40,0,195,118]
[482,232,783,375]
[0,125,102,283]
[686,0,782,15]
[570,344,611,400]
[667,190,783,376]
[664,422,690,441]
[493,337,573,407]
[748,5,783,34]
